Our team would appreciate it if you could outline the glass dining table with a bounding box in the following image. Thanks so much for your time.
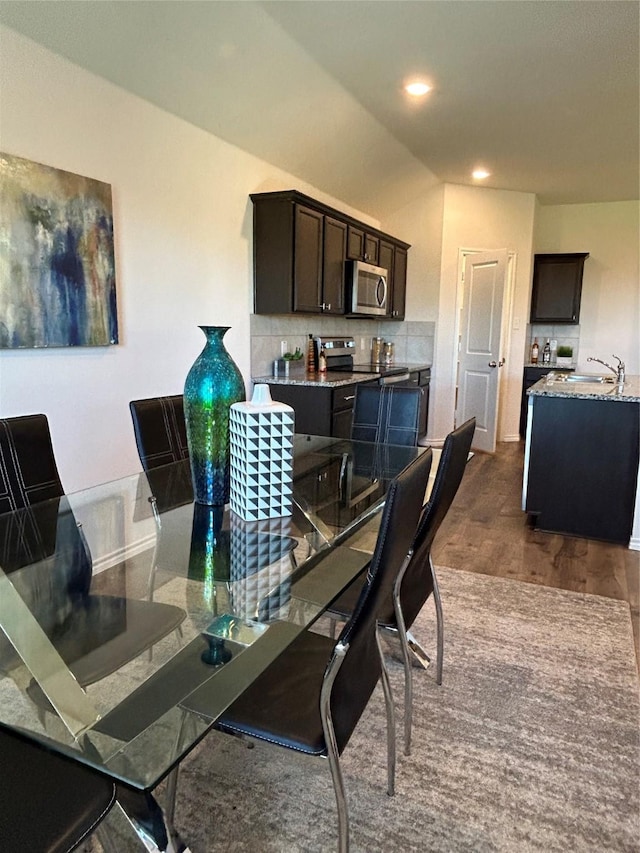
[0,434,425,850]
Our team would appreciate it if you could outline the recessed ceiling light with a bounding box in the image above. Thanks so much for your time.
[405,81,431,97]
[472,169,491,180]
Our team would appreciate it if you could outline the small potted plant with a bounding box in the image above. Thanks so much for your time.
[556,345,573,367]
[274,347,305,377]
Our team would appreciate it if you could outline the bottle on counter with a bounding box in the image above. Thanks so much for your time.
[371,336,382,365]
[318,347,327,373]
[542,339,551,365]
[531,337,539,364]
[383,341,394,365]
[306,334,316,373]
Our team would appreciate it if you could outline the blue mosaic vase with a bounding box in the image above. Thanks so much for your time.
[184,326,245,505]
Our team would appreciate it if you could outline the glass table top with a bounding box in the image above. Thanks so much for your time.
[0,434,424,790]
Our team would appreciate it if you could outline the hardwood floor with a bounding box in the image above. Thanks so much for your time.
[432,441,640,668]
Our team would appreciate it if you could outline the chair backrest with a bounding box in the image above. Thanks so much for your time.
[329,447,432,752]
[129,395,189,471]
[386,417,476,629]
[351,384,422,446]
[0,415,64,514]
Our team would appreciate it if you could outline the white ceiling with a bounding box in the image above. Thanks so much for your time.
[1,1,638,219]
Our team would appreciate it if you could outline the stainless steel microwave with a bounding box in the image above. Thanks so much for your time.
[348,261,388,317]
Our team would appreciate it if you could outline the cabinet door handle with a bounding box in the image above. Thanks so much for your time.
[343,395,355,401]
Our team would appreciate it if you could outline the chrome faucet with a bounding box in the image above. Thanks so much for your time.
[587,354,625,385]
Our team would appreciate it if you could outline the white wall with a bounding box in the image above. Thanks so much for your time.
[534,201,639,374]
[432,184,536,443]
[382,185,444,324]
[0,27,379,491]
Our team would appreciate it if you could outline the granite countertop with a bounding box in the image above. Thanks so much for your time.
[527,374,640,402]
[253,362,432,388]
[524,362,576,370]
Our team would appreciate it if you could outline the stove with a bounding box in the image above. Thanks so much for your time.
[314,336,411,383]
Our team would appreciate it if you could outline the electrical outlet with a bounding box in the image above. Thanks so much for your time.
[513,317,520,330]
[360,337,366,351]
[280,340,288,356]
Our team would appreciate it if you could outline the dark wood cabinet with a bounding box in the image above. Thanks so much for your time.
[252,190,409,318]
[377,239,407,320]
[293,205,323,313]
[267,380,374,438]
[390,246,407,320]
[524,395,639,544]
[321,216,347,315]
[530,253,588,324]
[519,366,573,437]
[399,369,430,439]
[347,225,379,264]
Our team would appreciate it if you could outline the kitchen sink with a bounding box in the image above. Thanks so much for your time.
[547,372,615,384]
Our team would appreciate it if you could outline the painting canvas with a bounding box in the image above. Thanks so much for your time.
[0,152,118,348]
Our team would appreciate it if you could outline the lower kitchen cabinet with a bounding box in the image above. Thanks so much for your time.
[403,369,430,439]
[267,381,375,437]
[520,366,573,437]
[524,394,640,544]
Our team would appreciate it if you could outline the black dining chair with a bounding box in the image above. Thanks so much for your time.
[328,417,476,755]
[129,395,190,472]
[0,414,186,698]
[0,723,117,853]
[213,448,432,853]
[351,384,423,446]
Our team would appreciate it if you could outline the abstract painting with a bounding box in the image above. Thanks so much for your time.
[0,152,118,348]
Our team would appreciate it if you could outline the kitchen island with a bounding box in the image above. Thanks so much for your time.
[522,373,640,545]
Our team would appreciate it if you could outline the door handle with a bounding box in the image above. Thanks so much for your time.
[488,361,497,368]
[498,358,505,367]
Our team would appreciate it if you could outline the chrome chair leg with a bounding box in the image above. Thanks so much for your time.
[391,552,415,756]
[429,555,444,686]
[393,615,414,755]
[320,643,350,853]
[375,628,396,795]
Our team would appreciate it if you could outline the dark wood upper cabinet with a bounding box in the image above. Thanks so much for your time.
[251,190,410,318]
[293,205,323,313]
[346,225,379,264]
[530,253,589,324]
[390,246,407,320]
[322,216,347,314]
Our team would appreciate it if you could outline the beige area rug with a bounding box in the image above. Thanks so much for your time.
[94,568,639,852]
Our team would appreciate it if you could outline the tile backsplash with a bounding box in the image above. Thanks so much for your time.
[251,315,435,377]
[526,324,580,364]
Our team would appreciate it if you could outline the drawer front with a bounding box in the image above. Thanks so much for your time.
[333,383,359,411]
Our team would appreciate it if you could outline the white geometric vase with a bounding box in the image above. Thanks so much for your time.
[229,384,294,521]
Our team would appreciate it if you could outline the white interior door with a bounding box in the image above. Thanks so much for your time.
[456,250,507,453]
